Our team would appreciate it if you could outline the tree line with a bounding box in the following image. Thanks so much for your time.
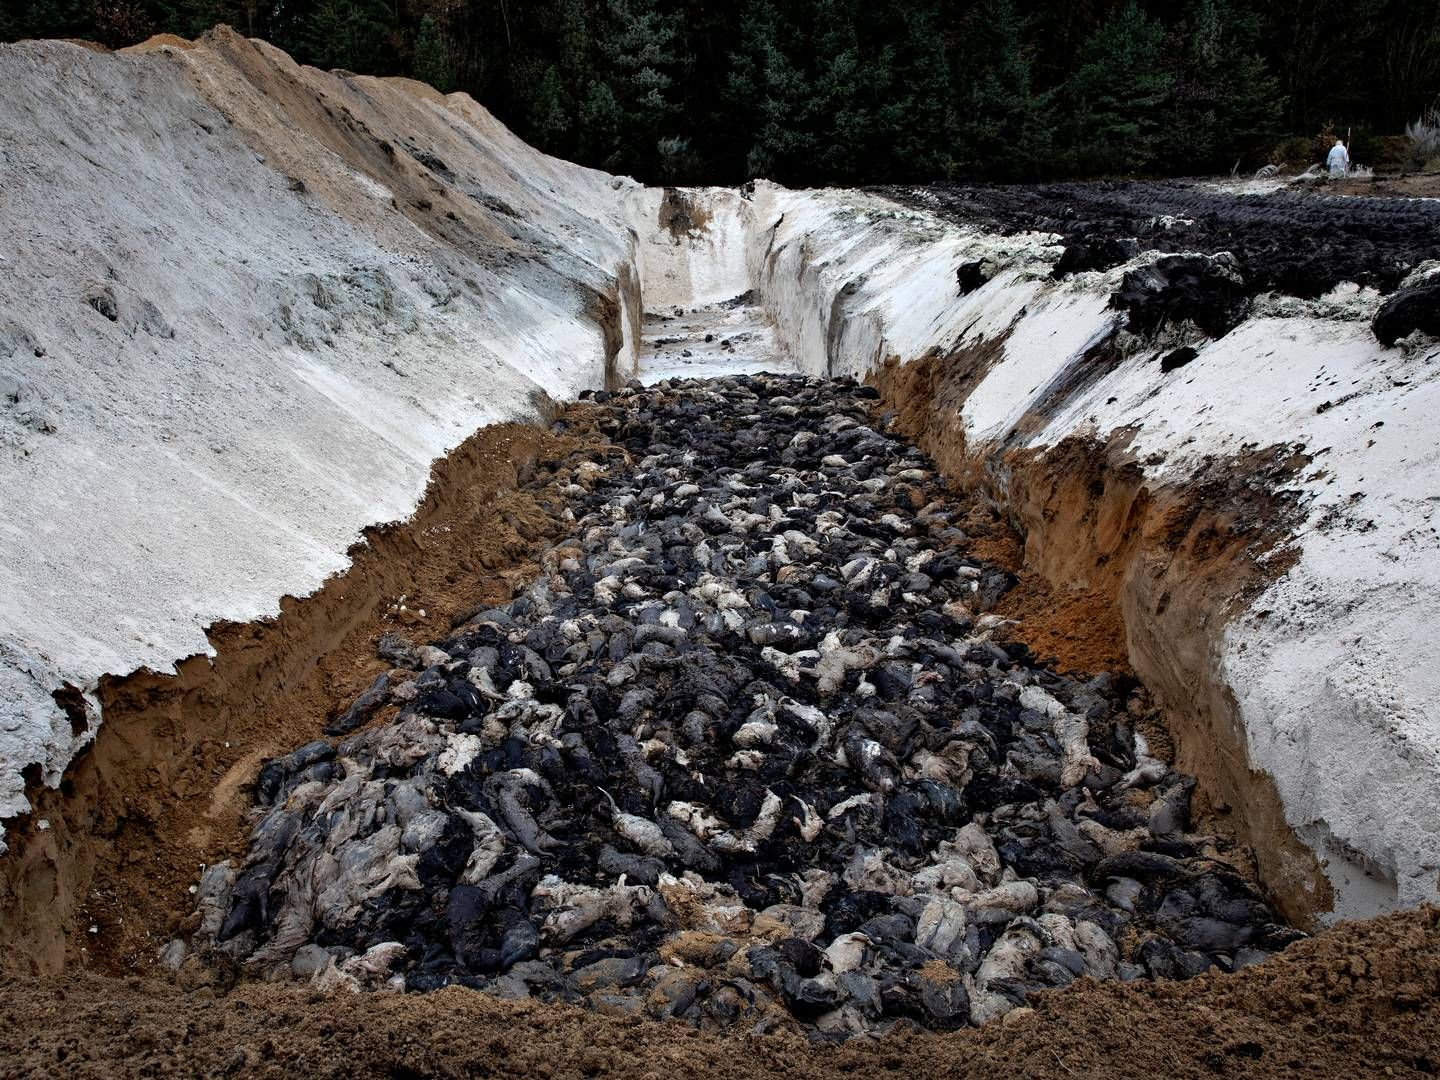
[4,0,1438,184]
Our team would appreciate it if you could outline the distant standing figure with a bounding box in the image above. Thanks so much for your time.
[1327,138,1350,177]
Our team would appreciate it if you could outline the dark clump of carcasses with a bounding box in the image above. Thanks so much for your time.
[179,374,1302,1040]
[880,180,1440,342]
[1372,280,1440,347]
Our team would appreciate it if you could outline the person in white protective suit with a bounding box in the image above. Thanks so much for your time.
[1327,138,1350,177]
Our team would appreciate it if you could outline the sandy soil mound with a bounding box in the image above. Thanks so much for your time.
[1,906,1435,1078]
[0,28,639,858]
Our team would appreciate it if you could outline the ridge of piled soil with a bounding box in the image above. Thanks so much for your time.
[2,905,1435,1078]
[867,349,1331,927]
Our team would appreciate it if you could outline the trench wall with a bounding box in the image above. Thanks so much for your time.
[718,182,1438,923]
[0,29,647,861]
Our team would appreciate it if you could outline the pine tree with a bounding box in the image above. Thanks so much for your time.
[656,134,699,182]
[593,0,691,173]
[151,0,233,39]
[725,0,817,179]
[412,14,455,93]
[809,0,875,180]
[1160,0,1280,171]
[556,0,591,89]
[303,0,394,73]
[15,0,95,40]
[578,80,625,171]
[90,0,153,47]
[2,0,1428,184]
[1063,1,1173,174]
[528,64,572,149]
[953,0,1053,179]
[886,0,956,180]
[1380,0,1440,130]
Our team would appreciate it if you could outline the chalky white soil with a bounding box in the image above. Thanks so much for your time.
[730,185,1440,916]
[0,31,638,843]
[639,300,793,383]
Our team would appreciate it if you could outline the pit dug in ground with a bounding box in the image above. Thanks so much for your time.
[170,374,1302,1040]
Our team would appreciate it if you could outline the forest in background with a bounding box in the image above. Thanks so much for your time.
[3,0,1438,185]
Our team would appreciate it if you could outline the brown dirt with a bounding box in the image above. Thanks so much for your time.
[1327,172,1440,199]
[871,344,1130,678]
[4,27,1433,1077]
[994,575,1132,675]
[0,401,619,978]
[913,489,1131,677]
[0,906,1436,1078]
[120,33,196,51]
[657,186,715,240]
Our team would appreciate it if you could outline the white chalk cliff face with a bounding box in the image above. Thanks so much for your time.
[1,32,1437,923]
[0,31,642,845]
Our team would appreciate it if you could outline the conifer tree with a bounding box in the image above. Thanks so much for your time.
[1063,1,1173,174]
[528,64,572,149]
[578,81,625,171]
[593,0,690,173]
[15,0,95,40]
[886,0,956,180]
[152,0,232,39]
[725,0,816,178]
[556,0,591,89]
[809,0,875,180]
[0,0,1391,185]
[954,0,1053,179]
[1161,0,1279,171]
[303,0,394,73]
[412,13,455,93]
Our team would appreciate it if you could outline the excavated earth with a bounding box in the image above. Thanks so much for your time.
[1,901,1437,1078]
[3,32,1440,1079]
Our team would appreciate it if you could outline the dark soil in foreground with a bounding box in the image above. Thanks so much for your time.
[880,180,1440,340]
[1,905,1436,1078]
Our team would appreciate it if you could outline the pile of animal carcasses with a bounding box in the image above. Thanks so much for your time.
[179,374,1301,1039]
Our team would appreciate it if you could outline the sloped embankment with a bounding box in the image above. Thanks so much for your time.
[0,28,641,970]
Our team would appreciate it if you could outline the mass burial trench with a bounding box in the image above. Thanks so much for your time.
[2,27,1440,1072]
